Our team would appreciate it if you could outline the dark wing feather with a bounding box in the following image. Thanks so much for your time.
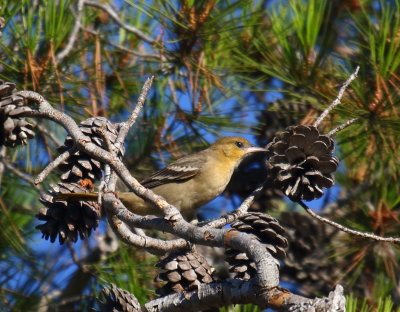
[140,151,207,189]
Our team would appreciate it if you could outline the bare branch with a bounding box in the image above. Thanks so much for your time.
[33,121,63,147]
[0,157,44,194]
[327,118,358,137]
[298,200,400,244]
[81,26,163,60]
[34,146,77,185]
[107,212,188,255]
[313,66,359,128]
[56,0,84,62]
[83,1,155,43]
[115,76,154,148]
[201,184,265,228]
[144,278,343,312]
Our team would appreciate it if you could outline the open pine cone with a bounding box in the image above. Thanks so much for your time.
[98,283,141,312]
[155,248,215,296]
[36,181,101,244]
[226,212,287,280]
[266,125,339,201]
[57,117,124,183]
[0,80,35,147]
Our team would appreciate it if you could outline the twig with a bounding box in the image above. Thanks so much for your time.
[115,76,154,149]
[81,26,163,60]
[298,200,400,244]
[201,184,265,228]
[0,158,44,194]
[327,118,358,136]
[56,0,84,62]
[83,1,155,43]
[313,66,360,128]
[33,121,63,147]
[34,146,78,185]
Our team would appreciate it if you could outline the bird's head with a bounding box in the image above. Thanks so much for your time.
[210,136,267,167]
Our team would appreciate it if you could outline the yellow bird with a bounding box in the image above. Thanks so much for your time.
[56,136,267,219]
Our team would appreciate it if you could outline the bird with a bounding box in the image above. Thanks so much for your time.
[55,136,267,219]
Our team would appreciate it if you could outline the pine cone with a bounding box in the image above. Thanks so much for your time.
[226,212,288,280]
[258,98,310,145]
[36,181,101,244]
[279,211,338,296]
[0,81,35,147]
[266,125,339,201]
[98,283,141,312]
[155,248,215,296]
[57,117,124,183]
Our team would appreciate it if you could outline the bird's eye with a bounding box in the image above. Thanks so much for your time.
[235,141,244,148]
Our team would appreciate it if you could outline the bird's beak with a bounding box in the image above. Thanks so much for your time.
[244,146,268,154]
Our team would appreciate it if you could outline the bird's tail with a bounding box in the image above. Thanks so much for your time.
[53,193,99,202]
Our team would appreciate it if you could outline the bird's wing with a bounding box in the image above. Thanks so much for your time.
[140,151,208,189]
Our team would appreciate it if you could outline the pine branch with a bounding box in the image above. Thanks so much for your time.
[201,183,265,228]
[298,200,400,244]
[313,66,360,128]
[83,1,156,43]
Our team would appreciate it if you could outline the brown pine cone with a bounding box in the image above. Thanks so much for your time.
[266,125,339,201]
[0,80,35,147]
[226,212,288,280]
[36,181,101,244]
[155,248,215,296]
[57,117,124,183]
[98,283,141,312]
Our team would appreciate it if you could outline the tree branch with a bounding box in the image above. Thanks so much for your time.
[144,279,344,312]
[313,66,359,127]
[107,212,188,255]
[34,146,77,185]
[201,183,265,228]
[298,200,400,244]
[83,1,156,43]
[327,117,358,136]
[81,26,163,60]
[56,0,84,62]
[0,157,44,195]
[115,76,154,150]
